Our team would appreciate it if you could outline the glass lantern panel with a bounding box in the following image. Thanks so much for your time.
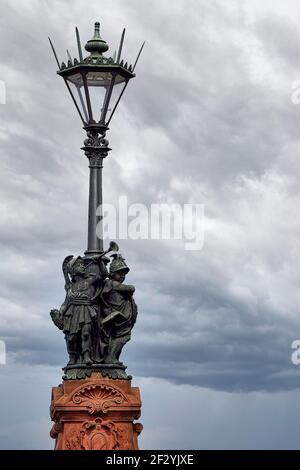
[85,71,114,123]
[104,74,128,125]
[66,71,128,124]
[66,74,89,123]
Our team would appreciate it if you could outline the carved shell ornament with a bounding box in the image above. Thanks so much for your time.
[72,383,127,414]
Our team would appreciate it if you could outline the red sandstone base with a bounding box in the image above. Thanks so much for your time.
[50,373,142,450]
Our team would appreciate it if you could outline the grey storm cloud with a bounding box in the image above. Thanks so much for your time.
[1,0,300,449]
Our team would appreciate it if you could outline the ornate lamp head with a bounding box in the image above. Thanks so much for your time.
[49,22,145,134]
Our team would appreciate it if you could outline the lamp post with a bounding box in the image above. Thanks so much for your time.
[49,20,144,376]
[49,22,144,255]
[49,21,144,450]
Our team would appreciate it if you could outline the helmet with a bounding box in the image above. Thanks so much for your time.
[109,253,130,275]
[67,256,85,277]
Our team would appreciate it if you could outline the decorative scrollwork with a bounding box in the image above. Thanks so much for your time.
[80,418,121,450]
[84,131,109,149]
[87,153,104,167]
[71,383,127,414]
[82,131,110,163]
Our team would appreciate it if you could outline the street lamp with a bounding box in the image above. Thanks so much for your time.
[49,22,144,255]
[49,21,144,450]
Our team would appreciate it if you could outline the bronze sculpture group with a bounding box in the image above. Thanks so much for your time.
[50,244,138,379]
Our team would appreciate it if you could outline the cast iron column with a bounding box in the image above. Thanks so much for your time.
[82,129,111,256]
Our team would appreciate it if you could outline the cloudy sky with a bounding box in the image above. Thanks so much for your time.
[1,0,300,449]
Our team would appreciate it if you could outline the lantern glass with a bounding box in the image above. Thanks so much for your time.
[65,70,128,125]
[65,74,89,123]
[104,75,128,124]
[86,71,112,123]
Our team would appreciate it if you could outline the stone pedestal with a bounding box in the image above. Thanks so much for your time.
[50,373,142,450]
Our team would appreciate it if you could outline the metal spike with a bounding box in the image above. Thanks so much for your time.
[48,37,61,69]
[132,41,145,71]
[75,27,83,62]
[112,50,117,62]
[117,28,126,63]
[67,49,72,62]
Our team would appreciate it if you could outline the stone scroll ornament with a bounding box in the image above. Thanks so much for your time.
[50,242,138,380]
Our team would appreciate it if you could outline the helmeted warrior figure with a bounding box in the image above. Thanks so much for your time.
[50,255,107,365]
[100,254,138,364]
